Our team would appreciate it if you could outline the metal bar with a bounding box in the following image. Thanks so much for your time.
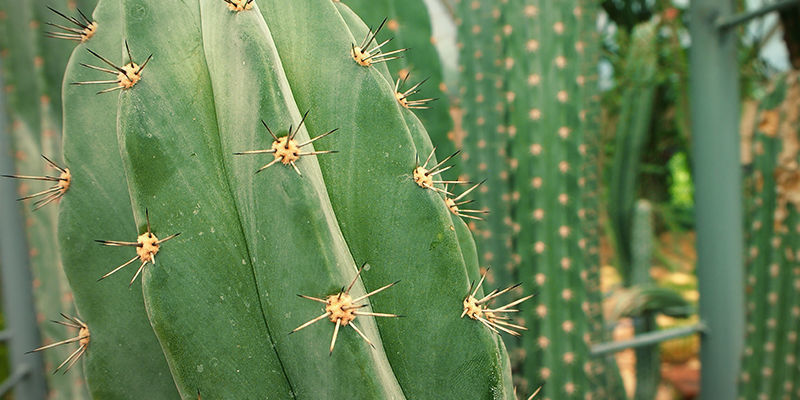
[0,61,48,400]
[590,323,707,357]
[689,0,745,398]
[0,364,30,397]
[716,0,800,29]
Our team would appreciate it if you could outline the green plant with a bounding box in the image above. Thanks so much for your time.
[739,70,800,400]
[340,0,457,178]
[454,0,620,398]
[32,0,528,398]
[0,0,96,397]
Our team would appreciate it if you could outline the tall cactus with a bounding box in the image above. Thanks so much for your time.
[739,70,800,400]
[0,0,96,397]
[455,0,514,304]
[453,0,612,397]
[49,0,522,398]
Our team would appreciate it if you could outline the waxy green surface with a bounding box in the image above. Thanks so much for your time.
[58,0,179,398]
[259,1,513,398]
[116,0,406,398]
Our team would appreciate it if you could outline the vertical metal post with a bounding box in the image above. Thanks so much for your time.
[0,62,48,399]
[689,0,744,398]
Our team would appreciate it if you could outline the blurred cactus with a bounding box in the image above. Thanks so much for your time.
[454,0,619,397]
[0,0,96,397]
[740,70,800,400]
[608,19,659,286]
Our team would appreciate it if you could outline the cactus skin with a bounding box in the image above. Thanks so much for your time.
[454,0,515,310]
[740,71,800,400]
[259,1,514,398]
[55,0,516,398]
[58,0,181,398]
[0,0,95,397]
[341,0,457,178]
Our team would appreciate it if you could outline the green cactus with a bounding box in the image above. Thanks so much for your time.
[453,0,614,397]
[47,0,524,398]
[0,0,96,397]
[608,19,659,286]
[339,0,457,179]
[739,70,800,400]
[455,0,514,310]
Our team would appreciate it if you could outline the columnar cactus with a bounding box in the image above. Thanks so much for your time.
[0,0,95,397]
[454,0,515,303]
[454,0,612,397]
[42,0,524,398]
[739,71,800,400]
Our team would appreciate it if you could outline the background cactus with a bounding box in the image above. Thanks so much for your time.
[740,70,800,400]
[453,0,620,398]
[0,0,96,397]
[51,0,518,398]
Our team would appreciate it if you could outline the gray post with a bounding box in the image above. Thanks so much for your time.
[689,0,744,398]
[0,62,48,399]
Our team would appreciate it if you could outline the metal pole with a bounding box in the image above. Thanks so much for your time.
[590,323,707,357]
[689,0,744,398]
[0,61,48,399]
[716,0,800,30]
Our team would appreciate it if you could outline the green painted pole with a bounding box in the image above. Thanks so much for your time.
[689,0,744,398]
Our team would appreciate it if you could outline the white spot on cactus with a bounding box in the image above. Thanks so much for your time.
[562,289,573,301]
[540,367,551,379]
[530,144,542,155]
[531,177,543,189]
[528,74,541,86]
[534,241,545,254]
[536,304,547,317]
[764,342,774,352]
[557,91,568,103]
[559,226,570,237]
[535,273,546,285]
[565,382,575,395]
[562,320,574,333]
[561,258,571,270]
[558,127,571,138]
[553,22,564,34]
[555,56,567,68]
[559,194,569,205]
[524,5,538,17]
[538,336,550,349]
[529,109,542,120]
[533,209,544,221]
[559,161,569,173]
